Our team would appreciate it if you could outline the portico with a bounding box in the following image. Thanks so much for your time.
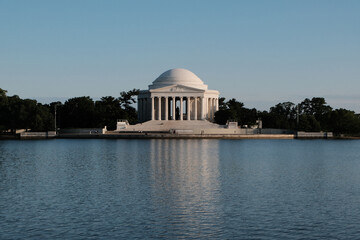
[138,68,219,122]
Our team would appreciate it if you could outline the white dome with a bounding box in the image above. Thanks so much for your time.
[149,68,208,90]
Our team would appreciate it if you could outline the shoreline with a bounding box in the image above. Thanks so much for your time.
[2,132,358,140]
[58,133,296,139]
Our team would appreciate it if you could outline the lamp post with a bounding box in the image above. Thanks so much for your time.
[54,104,57,133]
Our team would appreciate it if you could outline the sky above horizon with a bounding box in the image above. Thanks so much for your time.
[1,0,360,112]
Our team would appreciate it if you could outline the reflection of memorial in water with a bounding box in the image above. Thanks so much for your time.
[149,139,223,237]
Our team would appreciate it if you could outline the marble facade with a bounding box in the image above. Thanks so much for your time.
[138,69,219,122]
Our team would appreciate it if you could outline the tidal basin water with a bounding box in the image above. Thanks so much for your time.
[1,139,360,239]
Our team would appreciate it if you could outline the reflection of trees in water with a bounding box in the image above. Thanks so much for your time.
[149,139,223,237]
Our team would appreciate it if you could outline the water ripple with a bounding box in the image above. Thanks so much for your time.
[1,139,360,239]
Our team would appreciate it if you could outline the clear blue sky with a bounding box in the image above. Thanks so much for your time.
[1,0,359,112]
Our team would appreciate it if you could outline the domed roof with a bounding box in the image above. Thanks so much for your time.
[149,68,208,90]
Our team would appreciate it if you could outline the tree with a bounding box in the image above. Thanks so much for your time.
[298,97,332,131]
[118,89,140,124]
[214,98,258,126]
[2,89,360,135]
[0,88,7,103]
[218,97,227,110]
[0,88,8,131]
[119,89,140,109]
[95,96,125,130]
[266,102,296,129]
[214,109,234,125]
[6,95,26,132]
[35,103,54,131]
[329,109,360,134]
[241,107,258,126]
[60,97,97,128]
[1,96,53,132]
[214,98,239,125]
[298,114,321,132]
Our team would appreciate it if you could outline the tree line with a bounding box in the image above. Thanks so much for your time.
[215,97,360,134]
[1,87,360,135]
[0,88,139,132]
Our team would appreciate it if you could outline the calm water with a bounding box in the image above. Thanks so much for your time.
[1,139,360,239]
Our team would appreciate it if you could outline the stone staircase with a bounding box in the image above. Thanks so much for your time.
[119,120,223,132]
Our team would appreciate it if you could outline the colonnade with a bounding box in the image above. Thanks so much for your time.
[138,96,218,122]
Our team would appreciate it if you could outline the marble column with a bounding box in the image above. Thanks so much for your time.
[212,98,215,120]
[151,97,154,120]
[200,97,204,120]
[158,97,161,120]
[208,98,210,120]
[209,98,212,120]
[180,97,183,120]
[187,97,191,120]
[211,98,215,120]
[172,96,176,120]
[165,97,168,120]
[194,97,198,120]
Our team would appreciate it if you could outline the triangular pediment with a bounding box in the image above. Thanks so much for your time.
[150,84,205,93]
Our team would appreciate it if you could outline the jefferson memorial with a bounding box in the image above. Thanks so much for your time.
[114,69,296,137]
[137,68,219,122]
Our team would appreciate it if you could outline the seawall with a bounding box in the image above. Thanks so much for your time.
[58,132,295,139]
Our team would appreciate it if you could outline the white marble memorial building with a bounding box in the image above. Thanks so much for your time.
[138,68,219,122]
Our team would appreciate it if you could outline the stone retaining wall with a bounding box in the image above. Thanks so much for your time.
[20,131,56,139]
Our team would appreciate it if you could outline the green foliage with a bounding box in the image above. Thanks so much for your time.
[298,114,321,132]
[214,98,258,126]
[0,88,140,132]
[55,89,140,129]
[329,109,360,134]
[119,89,140,108]
[1,88,360,135]
[0,91,54,132]
[118,89,140,124]
[266,102,296,129]
[95,96,124,130]
[298,97,332,131]
[259,98,334,132]
[0,88,7,103]
[214,109,233,125]
[0,88,8,131]
[60,96,97,128]
[218,97,227,110]
[214,96,360,135]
